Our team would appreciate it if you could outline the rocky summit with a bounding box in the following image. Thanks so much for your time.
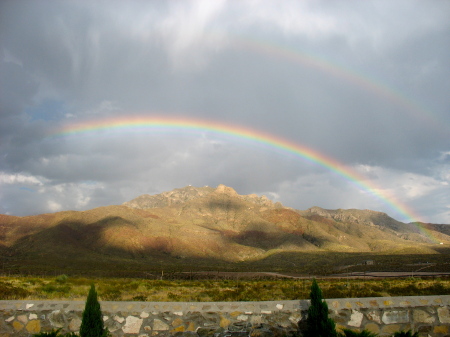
[0,184,449,275]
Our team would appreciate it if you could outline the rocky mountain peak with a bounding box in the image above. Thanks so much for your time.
[299,206,411,232]
[123,185,280,210]
[215,184,238,196]
[123,185,215,209]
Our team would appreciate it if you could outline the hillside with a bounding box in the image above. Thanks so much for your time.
[1,184,449,276]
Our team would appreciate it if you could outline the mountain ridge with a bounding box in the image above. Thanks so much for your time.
[1,184,449,275]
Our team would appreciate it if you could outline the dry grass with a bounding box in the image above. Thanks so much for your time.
[1,275,449,302]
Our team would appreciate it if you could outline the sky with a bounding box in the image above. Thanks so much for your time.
[0,0,449,224]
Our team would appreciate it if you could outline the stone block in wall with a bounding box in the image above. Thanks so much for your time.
[381,324,403,335]
[250,323,286,337]
[68,317,82,332]
[417,325,432,335]
[288,312,301,325]
[48,310,66,328]
[153,318,170,331]
[17,315,27,324]
[366,310,382,324]
[265,312,292,328]
[171,324,186,333]
[123,316,143,334]
[364,322,380,334]
[236,314,248,321]
[12,321,24,332]
[413,309,435,324]
[196,327,220,337]
[172,317,184,328]
[382,310,409,324]
[335,308,351,321]
[201,311,220,327]
[104,317,122,332]
[1,296,449,337]
[228,321,252,332]
[114,314,125,323]
[433,325,449,334]
[437,306,450,323]
[250,315,262,325]
[219,314,231,328]
[347,310,364,327]
[25,320,41,334]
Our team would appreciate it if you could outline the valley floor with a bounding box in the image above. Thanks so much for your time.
[1,274,449,302]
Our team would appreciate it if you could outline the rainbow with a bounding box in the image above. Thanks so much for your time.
[50,115,439,242]
[231,37,448,136]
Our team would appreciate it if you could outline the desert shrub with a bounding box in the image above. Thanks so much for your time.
[3,275,450,302]
[167,292,180,301]
[24,278,43,286]
[0,281,30,299]
[39,283,72,296]
[389,284,420,296]
[198,288,240,302]
[370,285,383,292]
[151,280,177,289]
[132,295,147,301]
[98,283,123,301]
[323,284,347,299]
[70,278,93,286]
[55,274,68,283]
[40,284,58,293]
[423,282,447,294]
[118,279,141,292]
[99,287,122,301]
[280,282,301,300]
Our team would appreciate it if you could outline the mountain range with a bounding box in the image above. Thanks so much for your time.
[1,184,449,276]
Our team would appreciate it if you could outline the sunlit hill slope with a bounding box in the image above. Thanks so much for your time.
[1,185,449,276]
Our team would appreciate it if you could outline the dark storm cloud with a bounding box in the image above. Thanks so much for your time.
[0,0,449,222]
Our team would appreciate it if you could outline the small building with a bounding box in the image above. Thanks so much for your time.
[362,260,375,265]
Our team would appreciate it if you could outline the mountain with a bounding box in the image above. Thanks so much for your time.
[1,184,449,275]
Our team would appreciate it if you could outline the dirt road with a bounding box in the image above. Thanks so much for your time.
[177,271,450,279]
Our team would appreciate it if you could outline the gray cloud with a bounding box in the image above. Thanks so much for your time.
[0,0,449,223]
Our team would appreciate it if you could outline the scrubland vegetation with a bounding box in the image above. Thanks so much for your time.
[1,275,449,302]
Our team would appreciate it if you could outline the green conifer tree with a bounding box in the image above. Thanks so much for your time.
[80,284,106,337]
[305,278,337,337]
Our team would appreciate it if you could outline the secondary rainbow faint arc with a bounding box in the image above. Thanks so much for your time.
[231,37,447,136]
[53,116,436,241]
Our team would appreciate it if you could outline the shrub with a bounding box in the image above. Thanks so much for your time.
[40,284,58,293]
[33,329,62,337]
[40,283,72,295]
[33,329,77,337]
[339,329,378,337]
[0,281,30,299]
[55,274,68,284]
[305,278,337,337]
[99,286,122,301]
[393,331,419,337]
[132,295,147,301]
[80,284,108,337]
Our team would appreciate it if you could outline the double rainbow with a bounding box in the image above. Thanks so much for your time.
[50,115,440,243]
[231,37,447,136]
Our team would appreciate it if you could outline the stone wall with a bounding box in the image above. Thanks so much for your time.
[1,296,449,337]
